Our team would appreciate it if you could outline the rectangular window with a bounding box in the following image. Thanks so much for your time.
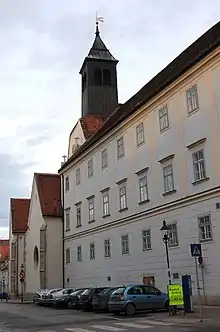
[88,198,95,222]
[102,191,110,216]
[192,149,206,181]
[142,229,151,251]
[186,85,199,113]
[198,214,213,242]
[139,174,148,202]
[65,176,70,192]
[88,158,93,177]
[65,208,70,231]
[76,204,81,227]
[163,164,174,192]
[77,246,82,262]
[90,243,95,260]
[66,248,70,264]
[76,168,80,185]
[119,184,127,210]
[101,149,108,169]
[104,239,111,258]
[117,137,124,159]
[159,106,169,132]
[136,122,145,146]
[121,234,129,254]
[168,223,178,247]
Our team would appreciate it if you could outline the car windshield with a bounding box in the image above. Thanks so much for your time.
[112,287,125,295]
[81,289,91,295]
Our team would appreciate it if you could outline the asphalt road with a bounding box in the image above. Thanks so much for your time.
[0,303,219,332]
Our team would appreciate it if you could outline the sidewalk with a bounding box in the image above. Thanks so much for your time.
[0,299,33,304]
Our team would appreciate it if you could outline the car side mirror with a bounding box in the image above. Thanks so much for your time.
[157,290,161,295]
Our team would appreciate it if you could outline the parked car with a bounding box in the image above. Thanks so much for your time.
[78,287,109,311]
[92,287,119,312]
[0,292,8,300]
[69,289,86,309]
[109,284,169,316]
[33,289,48,304]
[53,288,76,308]
[40,288,63,306]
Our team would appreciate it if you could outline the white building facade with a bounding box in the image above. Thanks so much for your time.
[59,22,220,304]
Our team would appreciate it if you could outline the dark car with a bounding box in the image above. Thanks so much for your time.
[70,289,86,309]
[78,287,109,311]
[92,287,118,312]
[0,292,8,300]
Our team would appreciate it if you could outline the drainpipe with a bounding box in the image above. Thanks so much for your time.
[61,174,65,288]
[16,234,19,297]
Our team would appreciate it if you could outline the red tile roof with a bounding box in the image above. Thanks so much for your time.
[80,114,105,139]
[0,240,9,262]
[34,173,62,217]
[10,198,30,233]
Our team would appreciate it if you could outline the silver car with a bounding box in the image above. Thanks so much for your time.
[53,288,76,308]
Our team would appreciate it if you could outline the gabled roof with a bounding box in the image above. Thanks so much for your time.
[80,114,106,139]
[59,21,220,173]
[80,24,118,74]
[34,173,62,218]
[10,198,30,233]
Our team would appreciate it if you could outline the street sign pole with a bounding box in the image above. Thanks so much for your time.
[195,256,203,322]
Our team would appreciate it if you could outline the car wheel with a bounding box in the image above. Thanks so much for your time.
[165,300,169,312]
[125,303,136,316]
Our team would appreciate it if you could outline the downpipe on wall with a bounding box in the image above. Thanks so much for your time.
[61,174,65,288]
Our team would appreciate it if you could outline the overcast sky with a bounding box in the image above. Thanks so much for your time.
[0,0,220,239]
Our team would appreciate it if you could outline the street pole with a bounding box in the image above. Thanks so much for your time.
[195,257,203,322]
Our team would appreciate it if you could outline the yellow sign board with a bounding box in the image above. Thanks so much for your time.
[168,284,184,306]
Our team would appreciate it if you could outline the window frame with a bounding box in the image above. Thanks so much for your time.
[88,158,93,177]
[65,176,70,192]
[163,163,175,193]
[198,214,213,242]
[88,197,95,222]
[136,122,145,146]
[65,208,70,231]
[76,168,80,185]
[77,246,82,262]
[142,229,151,251]
[66,248,70,264]
[117,137,125,159]
[139,173,148,202]
[192,149,206,182]
[186,84,199,114]
[102,190,110,217]
[168,223,179,247]
[104,238,111,258]
[119,182,127,211]
[121,234,129,254]
[89,243,95,260]
[159,106,169,132]
[101,148,108,169]
[76,204,82,227]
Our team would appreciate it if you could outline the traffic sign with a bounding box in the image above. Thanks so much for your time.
[190,243,202,257]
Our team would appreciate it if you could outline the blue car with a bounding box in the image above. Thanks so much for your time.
[109,284,169,316]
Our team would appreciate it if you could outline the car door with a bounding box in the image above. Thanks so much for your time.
[127,286,145,310]
[143,285,162,309]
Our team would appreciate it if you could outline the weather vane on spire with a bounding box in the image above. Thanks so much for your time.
[95,12,104,35]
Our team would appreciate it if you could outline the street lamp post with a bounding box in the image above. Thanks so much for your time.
[160,220,174,316]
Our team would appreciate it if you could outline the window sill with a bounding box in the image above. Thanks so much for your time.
[143,248,152,252]
[200,238,214,244]
[192,177,209,185]
[138,199,150,205]
[160,126,170,134]
[162,189,177,196]
[103,214,111,219]
[76,224,82,228]
[137,141,145,148]
[119,207,128,212]
[122,252,130,256]
[104,255,111,259]
[65,228,70,232]
[88,219,95,224]
[187,107,199,117]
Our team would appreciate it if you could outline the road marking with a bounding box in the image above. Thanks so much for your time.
[65,328,96,332]
[137,319,175,326]
[91,325,126,331]
[114,322,152,329]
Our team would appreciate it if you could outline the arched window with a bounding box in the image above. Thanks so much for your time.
[103,69,111,86]
[82,73,87,92]
[94,68,102,86]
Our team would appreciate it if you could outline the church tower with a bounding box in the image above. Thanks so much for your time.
[79,22,119,118]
